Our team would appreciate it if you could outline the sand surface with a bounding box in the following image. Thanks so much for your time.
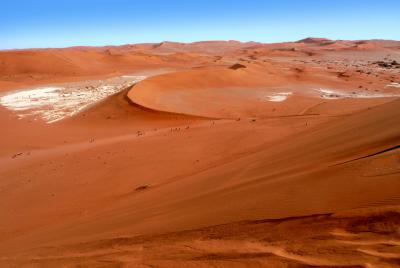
[0,39,399,267]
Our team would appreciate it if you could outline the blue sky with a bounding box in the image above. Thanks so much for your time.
[1,0,400,49]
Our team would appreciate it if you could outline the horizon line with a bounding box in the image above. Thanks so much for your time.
[1,37,399,52]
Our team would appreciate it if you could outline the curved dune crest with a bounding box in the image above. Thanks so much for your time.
[127,65,315,118]
[127,64,398,118]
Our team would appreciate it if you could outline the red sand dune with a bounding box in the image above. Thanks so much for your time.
[0,38,399,267]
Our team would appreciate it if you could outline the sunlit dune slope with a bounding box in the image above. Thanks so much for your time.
[127,63,396,118]
[0,48,163,78]
[1,98,397,255]
[127,64,318,118]
[68,99,399,237]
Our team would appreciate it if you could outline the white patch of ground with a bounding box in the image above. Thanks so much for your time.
[121,75,140,78]
[385,82,400,88]
[0,75,146,123]
[267,92,292,102]
[314,88,400,99]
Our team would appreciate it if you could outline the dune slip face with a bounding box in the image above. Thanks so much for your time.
[0,75,146,123]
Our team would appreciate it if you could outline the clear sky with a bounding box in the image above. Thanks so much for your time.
[1,0,400,49]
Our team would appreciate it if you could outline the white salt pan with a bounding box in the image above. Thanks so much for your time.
[267,92,292,102]
[386,82,400,88]
[315,88,400,99]
[0,76,146,123]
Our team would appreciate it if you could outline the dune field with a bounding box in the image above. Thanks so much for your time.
[0,38,399,267]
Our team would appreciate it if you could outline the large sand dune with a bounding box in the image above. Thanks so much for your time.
[0,38,399,267]
[128,61,400,118]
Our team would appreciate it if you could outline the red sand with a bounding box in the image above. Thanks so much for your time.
[0,39,399,267]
